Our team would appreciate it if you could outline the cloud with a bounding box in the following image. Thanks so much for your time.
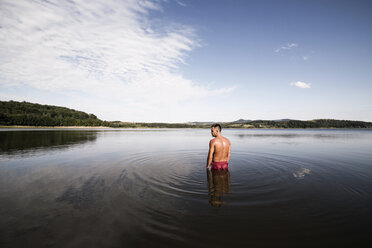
[293,168,311,179]
[0,0,234,121]
[175,0,187,7]
[290,81,311,89]
[302,56,309,61]
[275,43,298,53]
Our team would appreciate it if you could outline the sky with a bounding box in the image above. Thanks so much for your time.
[0,0,371,122]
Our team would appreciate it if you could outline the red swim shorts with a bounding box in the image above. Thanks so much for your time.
[211,161,229,170]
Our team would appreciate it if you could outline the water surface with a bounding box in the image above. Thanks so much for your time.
[1,129,371,247]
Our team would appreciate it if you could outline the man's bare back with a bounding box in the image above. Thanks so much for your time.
[206,124,231,169]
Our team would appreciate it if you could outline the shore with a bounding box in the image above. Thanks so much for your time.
[1,125,372,129]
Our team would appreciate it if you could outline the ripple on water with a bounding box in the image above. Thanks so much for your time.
[46,148,370,248]
[110,150,326,245]
[110,150,211,245]
[2,130,372,247]
[122,150,206,197]
[227,151,315,207]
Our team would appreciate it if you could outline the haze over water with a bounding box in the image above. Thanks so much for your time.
[0,128,372,247]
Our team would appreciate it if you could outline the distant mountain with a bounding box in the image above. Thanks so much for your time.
[186,121,215,125]
[232,119,296,123]
[273,119,297,122]
[232,119,252,123]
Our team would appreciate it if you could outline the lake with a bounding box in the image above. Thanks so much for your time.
[0,128,372,247]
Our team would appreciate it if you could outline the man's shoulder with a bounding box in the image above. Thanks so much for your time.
[210,137,226,144]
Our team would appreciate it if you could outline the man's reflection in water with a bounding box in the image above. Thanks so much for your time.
[207,169,230,207]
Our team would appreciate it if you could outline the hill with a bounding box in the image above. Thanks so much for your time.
[0,100,105,126]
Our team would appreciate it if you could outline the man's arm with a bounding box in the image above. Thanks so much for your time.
[227,140,231,162]
[206,140,214,169]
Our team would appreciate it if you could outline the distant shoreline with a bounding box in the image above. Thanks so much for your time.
[2,101,372,129]
[1,125,372,130]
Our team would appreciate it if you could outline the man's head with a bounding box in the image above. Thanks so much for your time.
[211,123,222,137]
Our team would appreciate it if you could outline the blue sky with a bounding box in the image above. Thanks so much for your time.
[1,0,371,122]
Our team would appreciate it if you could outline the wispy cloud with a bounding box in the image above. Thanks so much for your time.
[291,81,311,89]
[275,43,298,53]
[0,0,233,121]
[302,56,309,61]
[175,0,187,7]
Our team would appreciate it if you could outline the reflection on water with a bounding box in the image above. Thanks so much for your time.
[293,167,311,179]
[0,130,97,156]
[207,169,230,207]
[0,129,372,247]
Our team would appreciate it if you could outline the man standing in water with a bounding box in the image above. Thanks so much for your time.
[206,123,231,170]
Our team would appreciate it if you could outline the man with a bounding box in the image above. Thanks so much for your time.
[206,123,231,170]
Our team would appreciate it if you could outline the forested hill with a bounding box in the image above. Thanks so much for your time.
[222,119,372,129]
[0,100,106,126]
[1,100,372,128]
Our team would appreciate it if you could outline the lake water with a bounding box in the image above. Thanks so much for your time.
[0,128,372,247]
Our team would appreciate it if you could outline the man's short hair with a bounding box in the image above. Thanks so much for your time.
[211,123,222,132]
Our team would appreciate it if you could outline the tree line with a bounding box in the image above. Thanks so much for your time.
[1,100,371,128]
[0,100,105,126]
[223,119,372,129]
